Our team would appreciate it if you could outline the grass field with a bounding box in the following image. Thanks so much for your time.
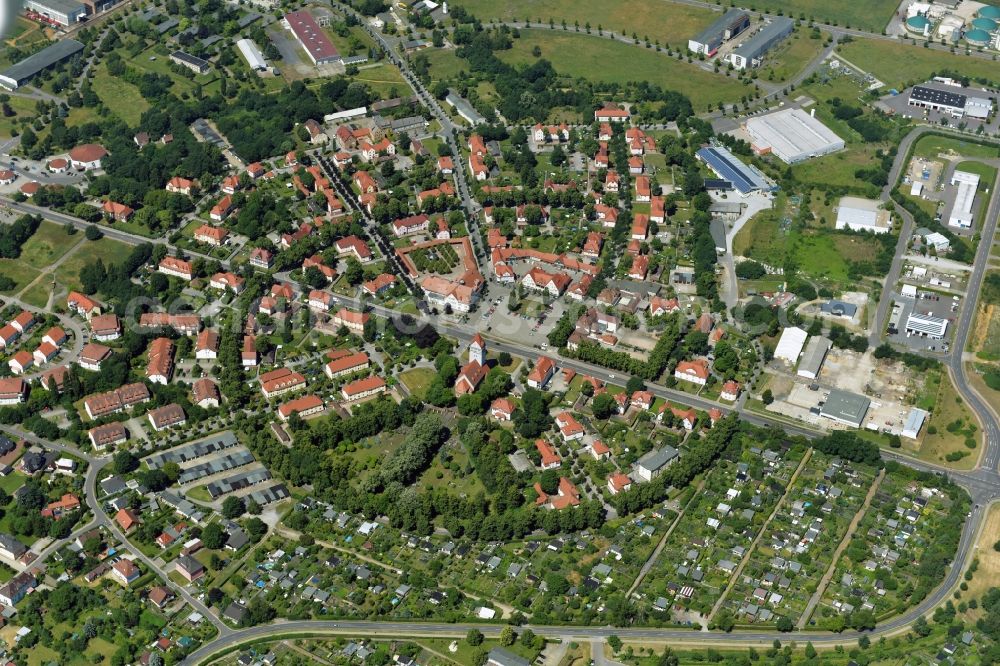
[0,258,40,294]
[913,134,1000,161]
[837,38,1000,90]
[916,370,980,470]
[959,503,1000,623]
[93,63,150,126]
[498,30,753,110]
[398,367,437,400]
[758,30,827,82]
[18,220,81,269]
[0,95,40,139]
[750,0,898,31]
[422,48,469,82]
[452,0,717,48]
[351,63,408,99]
[52,236,131,293]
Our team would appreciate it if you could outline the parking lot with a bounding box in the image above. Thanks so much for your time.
[886,287,959,353]
[879,86,1000,135]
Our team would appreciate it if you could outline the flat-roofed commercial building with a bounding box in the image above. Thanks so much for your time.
[24,0,86,26]
[729,18,793,70]
[774,326,808,364]
[284,10,341,65]
[908,85,967,117]
[0,39,84,90]
[696,145,769,196]
[948,170,979,229]
[905,312,948,339]
[796,336,831,379]
[835,196,891,234]
[745,108,844,163]
[687,8,751,55]
[820,389,870,428]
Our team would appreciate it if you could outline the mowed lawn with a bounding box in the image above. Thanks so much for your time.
[498,30,753,110]
[398,367,437,400]
[759,30,827,82]
[93,63,150,126]
[52,236,132,293]
[422,48,469,83]
[751,0,898,31]
[351,63,408,98]
[838,38,1000,90]
[452,0,717,47]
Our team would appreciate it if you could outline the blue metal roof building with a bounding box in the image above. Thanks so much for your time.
[696,145,770,195]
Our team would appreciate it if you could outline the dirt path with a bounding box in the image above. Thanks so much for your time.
[796,468,886,629]
[707,449,813,622]
[626,478,706,597]
[15,234,85,302]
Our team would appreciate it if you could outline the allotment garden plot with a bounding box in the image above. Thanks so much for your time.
[638,442,803,624]
[719,451,877,626]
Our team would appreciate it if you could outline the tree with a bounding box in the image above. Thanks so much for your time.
[466,629,484,646]
[499,626,516,647]
[221,495,246,519]
[113,450,138,474]
[625,376,646,394]
[608,636,622,653]
[804,643,816,659]
[592,392,617,419]
[85,224,103,241]
[776,616,793,632]
[201,522,226,550]
[762,389,774,405]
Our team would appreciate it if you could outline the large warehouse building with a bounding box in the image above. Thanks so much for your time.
[821,389,870,428]
[744,108,844,163]
[236,38,268,71]
[835,196,891,234]
[687,8,751,56]
[729,17,794,70]
[774,326,808,364]
[695,145,770,196]
[907,85,994,120]
[284,10,341,65]
[24,0,87,26]
[948,170,979,228]
[0,39,84,90]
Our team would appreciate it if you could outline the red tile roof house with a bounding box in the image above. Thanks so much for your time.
[89,313,120,341]
[362,273,396,297]
[115,508,140,532]
[192,378,220,409]
[332,308,369,334]
[112,559,140,586]
[88,422,127,450]
[11,311,34,334]
[437,156,454,173]
[194,224,229,246]
[335,235,373,262]
[246,163,266,180]
[8,351,33,375]
[341,375,386,402]
[242,336,258,367]
[534,477,580,510]
[210,194,234,221]
[674,359,710,386]
[303,255,337,282]
[145,337,175,385]
[649,296,680,318]
[221,175,241,195]
[166,176,195,196]
[147,403,186,431]
[594,105,630,123]
[0,325,19,350]
[209,272,245,293]
[158,257,193,281]
[554,412,585,442]
[589,440,611,461]
[67,291,102,319]
[278,394,325,421]
[308,290,337,313]
[324,351,370,379]
[535,439,562,470]
[32,342,59,366]
[0,377,27,405]
[526,356,556,389]
[490,397,515,421]
[249,247,274,269]
[102,200,134,222]
[41,326,67,347]
[41,493,80,519]
[720,380,741,402]
[259,368,306,399]
[608,472,632,495]
[391,213,430,237]
[79,342,112,371]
